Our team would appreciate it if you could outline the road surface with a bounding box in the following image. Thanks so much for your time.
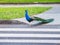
[0,28,60,45]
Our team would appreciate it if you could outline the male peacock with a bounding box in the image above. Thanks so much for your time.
[25,10,54,24]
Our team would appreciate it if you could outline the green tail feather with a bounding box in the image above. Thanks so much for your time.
[34,17,47,21]
[34,17,54,23]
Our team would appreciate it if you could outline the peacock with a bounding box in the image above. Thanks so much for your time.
[25,10,54,25]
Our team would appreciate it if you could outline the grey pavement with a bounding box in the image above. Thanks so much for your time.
[35,6,60,25]
[0,29,60,44]
[0,43,59,45]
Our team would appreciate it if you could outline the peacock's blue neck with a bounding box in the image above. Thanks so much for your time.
[25,10,33,22]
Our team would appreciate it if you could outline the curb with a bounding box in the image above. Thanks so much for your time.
[0,2,60,5]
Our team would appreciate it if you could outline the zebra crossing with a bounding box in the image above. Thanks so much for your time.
[0,28,60,45]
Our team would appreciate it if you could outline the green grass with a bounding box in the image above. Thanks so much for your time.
[0,0,60,3]
[0,7,51,20]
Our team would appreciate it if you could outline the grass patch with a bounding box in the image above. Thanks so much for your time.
[0,0,60,3]
[0,7,51,20]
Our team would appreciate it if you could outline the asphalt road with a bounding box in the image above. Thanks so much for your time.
[0,29,60,45]
[0,24,59,29]
[0,43,59,45]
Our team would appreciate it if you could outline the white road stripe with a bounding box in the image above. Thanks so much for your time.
[0,34,60,37]
[0,28,60,32]
[0,29,60,43]
[0,39,60,43]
